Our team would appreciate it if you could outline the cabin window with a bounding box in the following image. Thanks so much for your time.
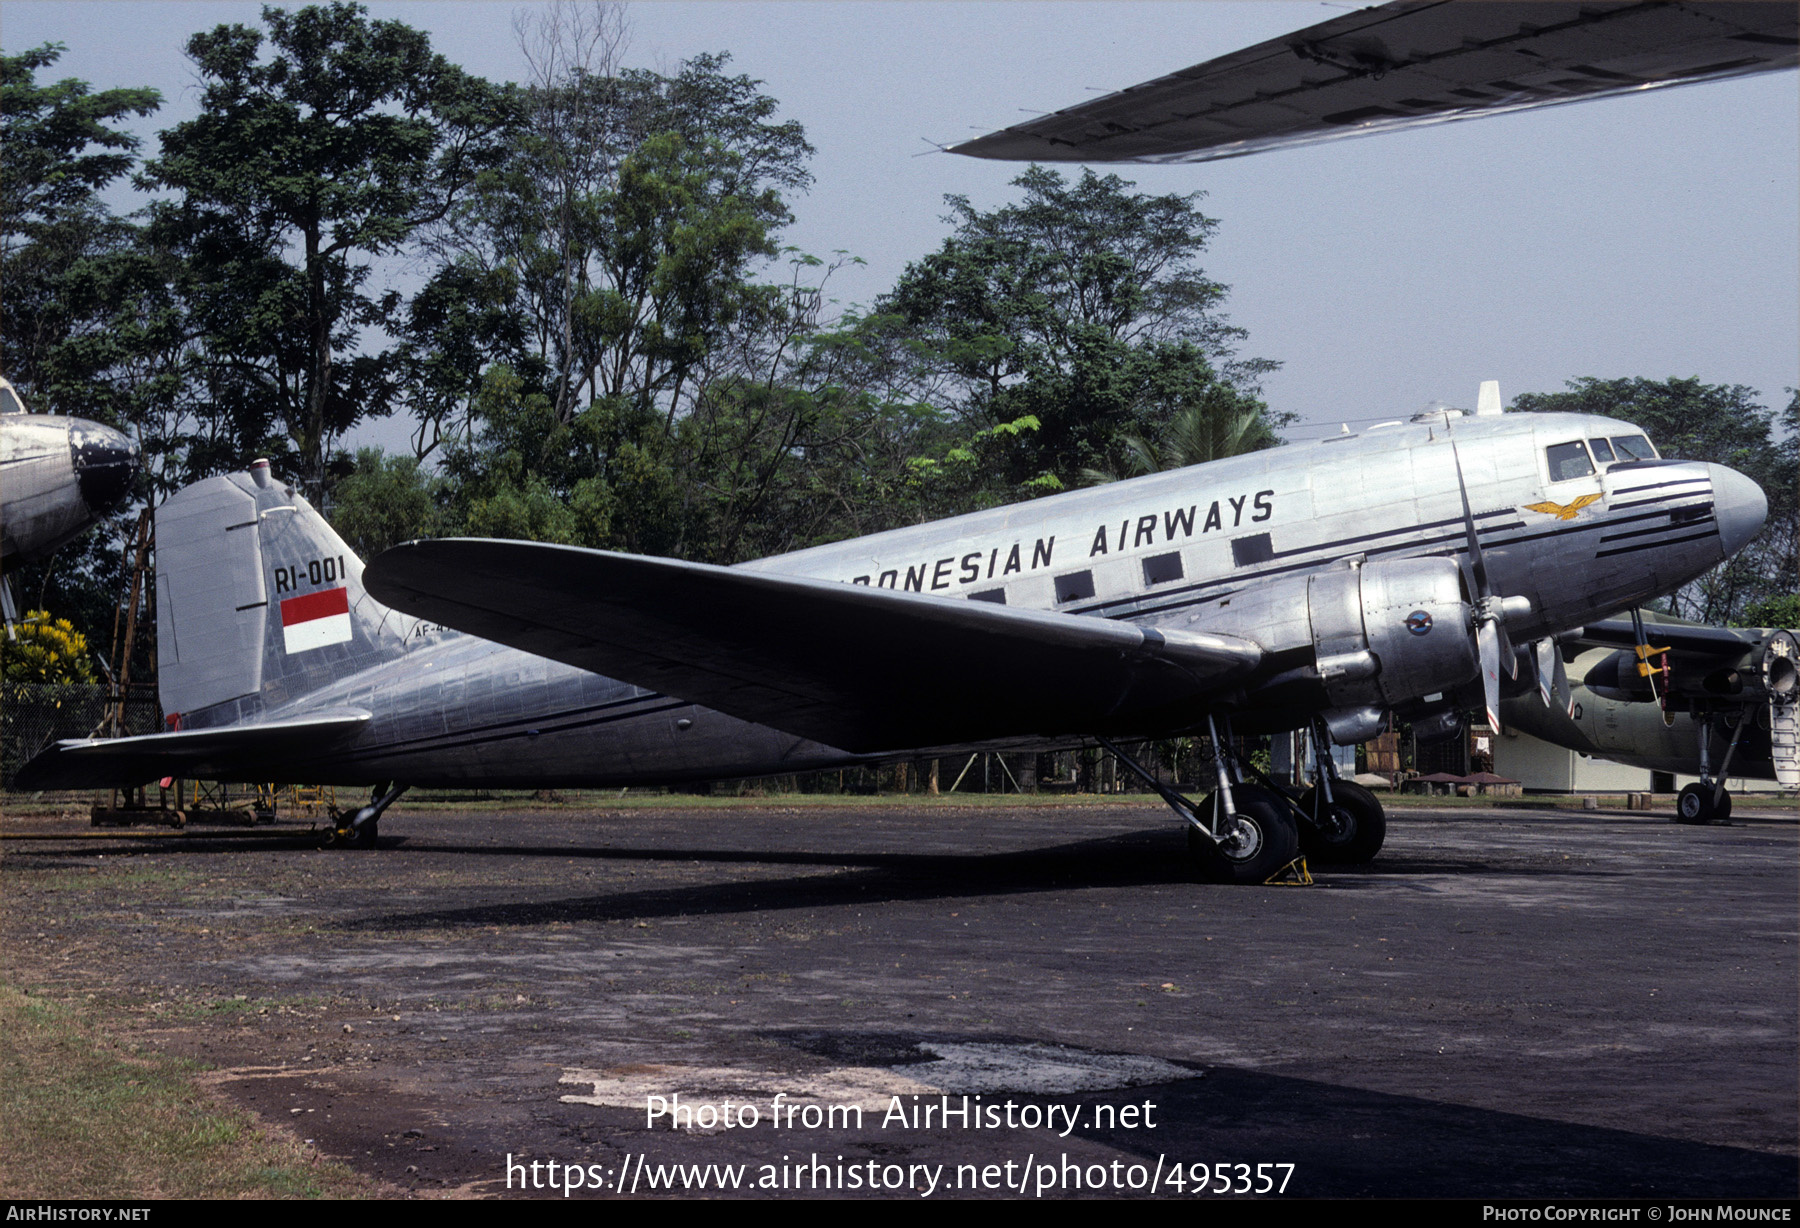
[1231,533,1274,567]
[1053,570,1095,603]
[1141,552,1184,586]
[1611,434,1657,461]
[1587,437,1616,464]
[1546,441,1595,481]
[0,386,22,414]
[967,588,1006,604]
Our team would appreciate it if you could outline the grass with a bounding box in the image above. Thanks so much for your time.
[7,785,1720,820]
[0,981,379,1199]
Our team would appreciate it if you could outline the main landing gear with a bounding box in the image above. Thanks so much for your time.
[1293,718,1386,865]
[1099,717,1388,884]
[1676,711,1747,826]
[325,781,409,848]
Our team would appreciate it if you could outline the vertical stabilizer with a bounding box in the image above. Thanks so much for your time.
[156,466,422,728]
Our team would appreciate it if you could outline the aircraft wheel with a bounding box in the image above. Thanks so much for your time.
[1298,780,1387,863]
[351,818,379,849]
[1189,785,1300,884]
[1676,784,1729,825]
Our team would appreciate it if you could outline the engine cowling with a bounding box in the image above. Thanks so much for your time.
[1305,557,1480,711]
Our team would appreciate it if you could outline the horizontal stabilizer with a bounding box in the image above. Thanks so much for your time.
[367,540,1262,753]
[15,710,371,790]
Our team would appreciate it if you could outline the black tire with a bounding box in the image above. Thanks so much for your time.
[1188,784,1301,884]
[1676,783,1710,824]
[351,818,379,849]
[1298,779,1388,864]
[1676,783,1729,825]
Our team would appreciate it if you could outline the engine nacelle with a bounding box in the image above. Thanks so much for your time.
[1306,557,1480,710]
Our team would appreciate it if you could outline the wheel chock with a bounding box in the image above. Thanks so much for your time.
[1264,857,1314,886]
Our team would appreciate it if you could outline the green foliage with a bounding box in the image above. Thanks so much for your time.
[881,166,1280,497]
[1738,592,1800,631]
[326,448,443,558]
[1513,377,1796,624]
[412,43,811,439]
[0,43,160,423]
[140,2,516,500]
[1,611,98,685]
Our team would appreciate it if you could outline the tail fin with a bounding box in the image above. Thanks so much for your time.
[156,461,423,728]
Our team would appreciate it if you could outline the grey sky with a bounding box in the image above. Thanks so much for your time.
[6,0,1795,449]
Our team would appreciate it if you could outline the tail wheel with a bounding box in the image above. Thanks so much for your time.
[1298,779,1387,864]
[1189,784,1300,884]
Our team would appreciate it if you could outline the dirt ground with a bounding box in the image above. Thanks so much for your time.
[2,798,1795,1199]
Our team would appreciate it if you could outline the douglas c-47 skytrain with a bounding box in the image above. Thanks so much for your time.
[19,393,1769,882]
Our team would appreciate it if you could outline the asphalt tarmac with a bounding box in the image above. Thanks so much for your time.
[2,798,1795,1199]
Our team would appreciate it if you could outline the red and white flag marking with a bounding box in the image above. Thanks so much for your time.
[280,586,352,653]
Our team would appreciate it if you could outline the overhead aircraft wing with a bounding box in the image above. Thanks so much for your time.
[950,1,1798,164]
[1575,617,1768,660]
[15,710,371,790]
[366,540,1262,754]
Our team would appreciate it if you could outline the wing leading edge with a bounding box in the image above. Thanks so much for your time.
[950,1,1799,164]
[366,540,1262,754]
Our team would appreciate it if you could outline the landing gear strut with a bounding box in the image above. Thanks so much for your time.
[1294,719,1387,863]
[326,781,408,848]
[1098,717,1301,885]
[1677,711,1745,825]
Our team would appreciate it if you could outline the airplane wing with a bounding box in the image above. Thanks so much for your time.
[950,1,1798,164]
[15,710,371,790]
[1575,617,1769,659]
[366,540,1263,753]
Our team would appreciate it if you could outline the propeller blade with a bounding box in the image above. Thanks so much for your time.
[1479,618,1504,734]
[1496,620,1518,678]
[1553,651,1572,716]
[1448,437,1491,600]
[1534,638,1556,707]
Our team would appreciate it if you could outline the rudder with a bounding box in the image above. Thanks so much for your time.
[157,460,421,729]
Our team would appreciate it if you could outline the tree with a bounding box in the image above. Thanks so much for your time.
[410,15,813,443]
[0,43,160,421]
[140,3,515,501]
[1513,377,1796,624]
[881,166,1279,496]
[327,448,444,558]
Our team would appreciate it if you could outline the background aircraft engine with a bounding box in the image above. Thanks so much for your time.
[1586,629,1799,705]
[1307,557,1480,714]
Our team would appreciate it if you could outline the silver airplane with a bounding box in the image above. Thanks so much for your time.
[0,375,141,624]
[1501,612,1798,824]
[19,398,1768,882]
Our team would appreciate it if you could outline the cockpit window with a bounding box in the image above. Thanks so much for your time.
[1546,440,1595,482]
[1587,437,1616,464]
[1610,434,1657,461]
[0,385,22,414]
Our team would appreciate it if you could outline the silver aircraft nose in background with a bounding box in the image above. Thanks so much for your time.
[70,420,140,518]
[1708,463,1769,559]
[1,377,142,571]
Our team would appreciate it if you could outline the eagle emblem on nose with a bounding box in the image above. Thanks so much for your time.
[1522,494,1602,520]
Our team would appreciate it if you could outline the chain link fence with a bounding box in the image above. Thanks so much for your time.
[3,683,162,790]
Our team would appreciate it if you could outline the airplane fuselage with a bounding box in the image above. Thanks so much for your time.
[134,410,1762,790]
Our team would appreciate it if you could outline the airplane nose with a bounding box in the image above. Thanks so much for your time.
[70,422,140,515]
[1707,463,1767,559]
